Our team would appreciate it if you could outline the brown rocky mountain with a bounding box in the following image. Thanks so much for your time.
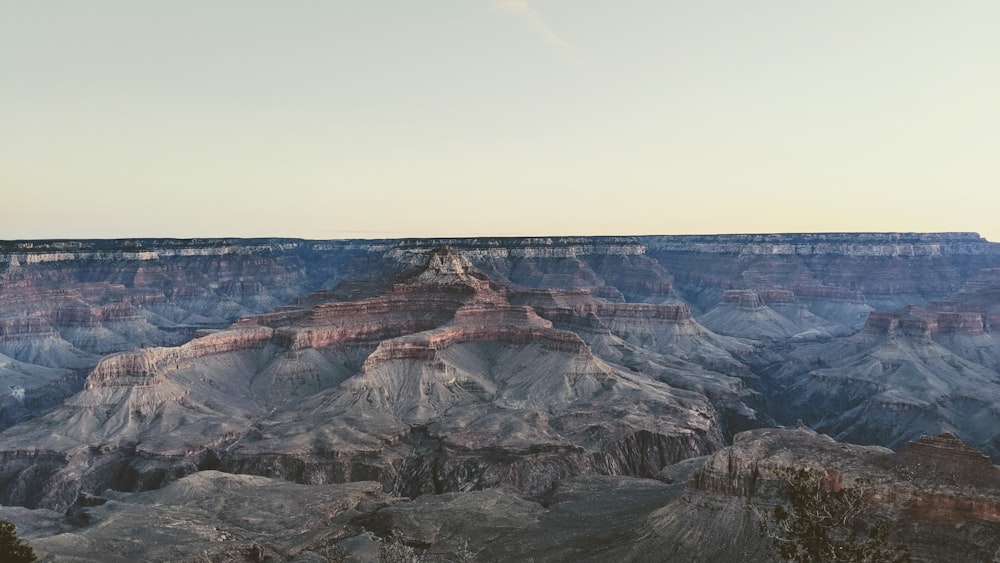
[1,233,999,560]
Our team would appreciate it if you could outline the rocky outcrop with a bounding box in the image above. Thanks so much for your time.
[670,428,1000,561]
[723,289,795,305]
[857,306,1000,377]
[881,433,1000,486]
[362,325,590,369]
[407,245,492,288]
[645,232,1000,316]
[690,428,1000,510]
[643,232,998,256]
[85,326,274,389]
[265,294,466,350]
[865,306,991,338]
[6,431,999,562]
[1,471,394,562]
[768,310,1000,457]
[572,302,694,321]
[0,239,375,427]
[0,317,59,341]
[935,312,986,334]
[698,289,851,340]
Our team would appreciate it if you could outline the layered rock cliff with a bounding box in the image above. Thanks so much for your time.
[0,233,999,560]
[0,239,367,427]
[645,232,1000,313]
[674,428,1000,561]
[0,245,738,510]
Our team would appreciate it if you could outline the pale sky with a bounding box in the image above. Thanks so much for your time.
[2,1,998,241]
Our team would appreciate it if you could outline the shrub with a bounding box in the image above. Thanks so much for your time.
[751,468,910,562]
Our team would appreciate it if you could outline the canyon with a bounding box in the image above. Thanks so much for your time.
[1,233,1000,561]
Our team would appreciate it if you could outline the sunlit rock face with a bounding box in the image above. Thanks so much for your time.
[1,233,1000,560]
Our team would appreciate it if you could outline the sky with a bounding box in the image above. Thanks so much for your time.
[2,1,999,241]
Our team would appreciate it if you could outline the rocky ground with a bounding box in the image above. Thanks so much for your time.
[4,429,999,561]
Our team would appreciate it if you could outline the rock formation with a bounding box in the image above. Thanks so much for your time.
[0,239,367,428]
[672,428,1000,561]
[0,245,740,511]
[8,429,1000,562]
[766,303,1000,457]
[0,233,999,560]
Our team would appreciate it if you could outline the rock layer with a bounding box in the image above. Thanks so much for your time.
[0,246,736,510]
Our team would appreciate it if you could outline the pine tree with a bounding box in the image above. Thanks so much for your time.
[752,468,910,563]
[0,519,37,563]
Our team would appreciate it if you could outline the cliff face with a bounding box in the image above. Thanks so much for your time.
[85,326,275,389]
[0,239,365,426]
[678,428,1000,561]
[763,299,1000,457]
[645,232,1000,313]
[0,245,736,509]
